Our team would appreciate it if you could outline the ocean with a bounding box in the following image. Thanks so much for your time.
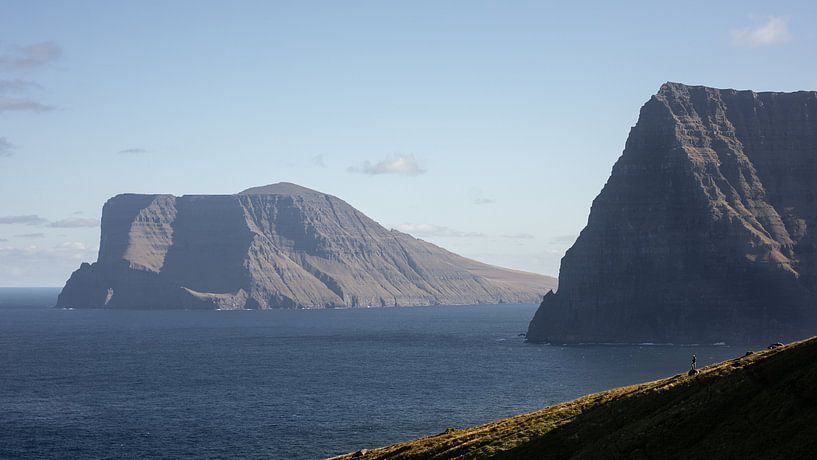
[0,288,743,459]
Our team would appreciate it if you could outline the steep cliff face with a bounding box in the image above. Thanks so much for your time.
[58,183,555,309]
[528,83,817,344]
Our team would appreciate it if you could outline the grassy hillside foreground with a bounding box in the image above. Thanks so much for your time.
[332,337,817,459]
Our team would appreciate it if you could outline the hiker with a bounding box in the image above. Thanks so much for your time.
[691,354,697,370]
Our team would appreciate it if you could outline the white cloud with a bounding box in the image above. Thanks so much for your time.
[14,233,45,238]
[0,41,62,70]
[0,215,48,225]
[501,233,534,239]
[0,137,14,157]
[548,234,578,245]
[468,251,564,277]
[0,241,98,286]
[55,241,91,251]
[349,154,425,176]
[0,98,54,113]
[468,187,495,205]
[395,224,539,240]
[49,218,99,228]
[117,147,149,155]
[394,223,485,238]
[312,154,326,167]
[0,79,42,94]
[731,16,790,47]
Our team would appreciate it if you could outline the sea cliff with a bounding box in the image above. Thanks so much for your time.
[529,83,817,344]
[58,183,555,309]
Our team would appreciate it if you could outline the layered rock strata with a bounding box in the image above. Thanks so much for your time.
[528,83,817,344]
[58,183,555,309]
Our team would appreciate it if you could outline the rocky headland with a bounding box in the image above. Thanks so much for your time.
[528,83,817,344]
[57,183,555,309]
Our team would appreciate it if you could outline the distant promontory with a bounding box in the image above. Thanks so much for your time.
[58,183,555,309]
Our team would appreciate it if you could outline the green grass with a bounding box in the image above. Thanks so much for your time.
[331,337,817,459]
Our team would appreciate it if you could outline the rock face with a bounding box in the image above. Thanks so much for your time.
[58,183,555,309]
[528,83,817,344]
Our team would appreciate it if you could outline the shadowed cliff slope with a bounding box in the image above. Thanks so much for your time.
[58,183,555,309]
[529,83,817,344]
[332,337,817,459]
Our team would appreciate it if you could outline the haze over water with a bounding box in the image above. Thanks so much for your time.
[0,289,743,459]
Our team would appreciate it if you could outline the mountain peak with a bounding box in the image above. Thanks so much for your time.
[239,182,323,196]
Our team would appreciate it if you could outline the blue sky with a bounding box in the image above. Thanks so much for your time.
[1,1,815,286]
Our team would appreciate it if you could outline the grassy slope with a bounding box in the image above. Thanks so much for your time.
[332,337,817,459]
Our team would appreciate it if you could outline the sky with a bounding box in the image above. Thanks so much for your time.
[1,1,816,286]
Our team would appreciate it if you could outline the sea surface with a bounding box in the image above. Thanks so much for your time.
[0,288,746,459]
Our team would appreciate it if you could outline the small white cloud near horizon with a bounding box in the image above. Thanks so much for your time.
[468,187,495,205]
[0,137,15,157]
[0,79,42,94]
[349,154,425,176]
[0,41,62,71]
[548,234,578,245]
[312,154,326,168]
[0,98,54,113]
[14,233,45,238]
[731,16,790,47]
[0,240,98,286]
[49,218,99,228]
[501,232,535,239]
[118,147,149,155]
[0,215,49,225]
[394,223,485,238]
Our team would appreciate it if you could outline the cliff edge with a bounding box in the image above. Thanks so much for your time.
[528,83,817,344]
[58,183,555,309]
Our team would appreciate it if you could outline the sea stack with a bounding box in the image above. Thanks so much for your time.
[58,183,555,309]
[528,83,817,344]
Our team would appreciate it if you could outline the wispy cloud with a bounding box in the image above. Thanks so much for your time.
[547,234,578,246]
[0,98,54,113]
[0,214,100,229]
[0,137,14,157]
[0,41,62,71]
[14,233,45,238]
[0,241,98,285]
[0,215,49,225]
[349,154,425,176]
[468,251,563,277]
[312,154,326,168]
[49,218,99,228]
[0,238,7,242]
[0,79,42,94]
[0,44,59,114]
[731,16,790,47]
[501,232,535,239]
[395,223,538,240]
[395,223,485,238]
[468,187,495,205]
[117,147,149,155]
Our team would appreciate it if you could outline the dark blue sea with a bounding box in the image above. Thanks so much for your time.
[0,288,744,459]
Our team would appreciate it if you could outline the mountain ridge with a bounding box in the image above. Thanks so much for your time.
[57,183,555,309]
